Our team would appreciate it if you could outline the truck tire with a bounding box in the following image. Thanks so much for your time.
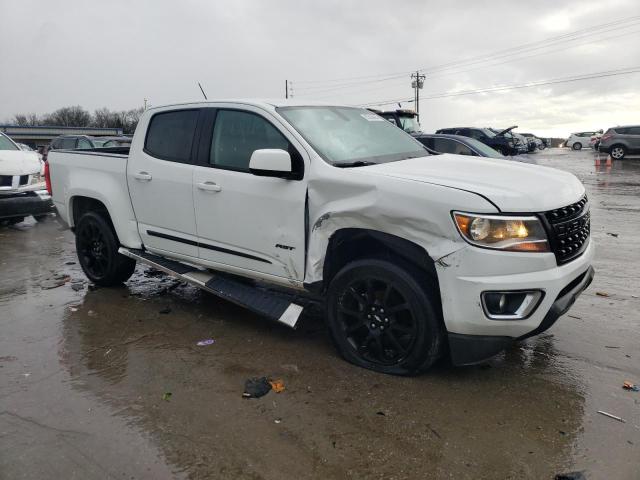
[326,258,444,375]
[610,145,626,160]
[75,211,136,286]
[572,142,582,150]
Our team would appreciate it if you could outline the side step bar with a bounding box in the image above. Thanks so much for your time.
[118,248,303,329]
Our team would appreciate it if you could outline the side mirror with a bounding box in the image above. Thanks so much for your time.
[249,149,292,178]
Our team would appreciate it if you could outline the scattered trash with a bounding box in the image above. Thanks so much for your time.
[555,472,586,480]
[243,377,272,398]
[632,295,639,299]
[159,307,172,314]
[104,348,112,356]
[622,381,639,392]
[196,339,215,346]
[71,283,83,291]
[65,261,76,265]
[568,314,581,319]
[595,291,610,297]
[69,306,78,312]
[376,411,386,416]
[274,419,282,424]
[597,410,625,423]
[604,345,621,349]
[162,392,172,401]
[269,379,285,393]
[606,232,619,237]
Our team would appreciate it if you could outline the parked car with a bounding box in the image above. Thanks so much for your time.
[49,100,593,374]
[368,108,422,134]
[565,131,601,150]
[435,126,519,156]
[0,132,53,224]
[488,127,528,154]
[598,125,640,159]
[521,133,545,151]
[416,134,536,164]
[43,135,99,161]
[92,136,133,148]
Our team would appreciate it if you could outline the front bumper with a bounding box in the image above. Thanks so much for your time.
[435,241,594,365]
[0,191,53,220]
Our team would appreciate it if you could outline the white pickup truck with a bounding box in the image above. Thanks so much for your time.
[48,100,594,374]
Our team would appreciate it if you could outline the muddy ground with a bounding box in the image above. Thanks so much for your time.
[1,148,638,480]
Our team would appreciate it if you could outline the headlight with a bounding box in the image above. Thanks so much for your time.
[453,212,550,252]
[30,174,44,185]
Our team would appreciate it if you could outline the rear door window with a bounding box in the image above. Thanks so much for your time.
[145,110,199,162]
[209,110,290,171]
[627,127,640,135]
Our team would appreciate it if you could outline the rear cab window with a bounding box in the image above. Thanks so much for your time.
[144,110,200,162]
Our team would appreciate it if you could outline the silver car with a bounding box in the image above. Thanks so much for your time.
[598,125,640,159]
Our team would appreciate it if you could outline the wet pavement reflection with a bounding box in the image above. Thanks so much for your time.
[1,149,638,479]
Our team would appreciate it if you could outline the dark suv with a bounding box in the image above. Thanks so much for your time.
[435,126,519,156]
[598,125,640,159]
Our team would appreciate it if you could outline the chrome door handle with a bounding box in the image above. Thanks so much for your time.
[197,181,222,192]
[133,171,152,181]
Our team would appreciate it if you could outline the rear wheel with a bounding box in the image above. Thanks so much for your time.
[326,258,444,375]
[75,211,135,286]
[610,145,626,160]
[572,142,582,150]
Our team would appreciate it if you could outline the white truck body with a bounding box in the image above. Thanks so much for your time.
[49,100,594,370]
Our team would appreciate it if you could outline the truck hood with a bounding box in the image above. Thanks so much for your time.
[363,154,585,212]
[0,151,42,176]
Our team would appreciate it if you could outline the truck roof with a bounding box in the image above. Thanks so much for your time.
[146,99,347,112]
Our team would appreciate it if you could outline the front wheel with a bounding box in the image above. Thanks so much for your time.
[75,211,136,286]
[326,258,444,375]
[572,142,582,150]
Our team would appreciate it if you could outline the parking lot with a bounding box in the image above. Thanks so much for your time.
[0,148,638,479]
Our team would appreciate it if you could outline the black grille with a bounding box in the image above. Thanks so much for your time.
[19,175,29,186]
[543,195,590,264]
[0,175,12,187]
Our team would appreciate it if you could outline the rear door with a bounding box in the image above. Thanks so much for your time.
[127,108,201,258]
[192,106,308,281]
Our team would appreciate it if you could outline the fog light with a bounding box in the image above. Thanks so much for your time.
[481,290,543,320]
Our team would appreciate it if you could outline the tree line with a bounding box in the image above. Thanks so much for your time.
[10,106,145,134]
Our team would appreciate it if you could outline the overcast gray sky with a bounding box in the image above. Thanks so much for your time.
[1,0,639,136]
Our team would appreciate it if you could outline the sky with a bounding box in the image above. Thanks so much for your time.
[0,0,639,137]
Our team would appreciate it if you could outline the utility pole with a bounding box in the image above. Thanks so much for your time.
[285,80,288,99]
[411,71,425,120]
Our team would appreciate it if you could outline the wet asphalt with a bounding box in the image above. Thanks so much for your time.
[0,148,638,480]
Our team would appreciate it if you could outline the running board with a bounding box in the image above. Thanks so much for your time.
[118,248,303,328]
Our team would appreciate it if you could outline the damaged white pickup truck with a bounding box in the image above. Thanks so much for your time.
[48,101,594,374]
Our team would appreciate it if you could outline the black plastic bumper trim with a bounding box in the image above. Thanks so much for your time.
[0,193,53,220]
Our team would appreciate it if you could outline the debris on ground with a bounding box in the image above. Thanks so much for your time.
[595,291,610,297]
[40,274,70,289]
[65,261,76,265]
[69,306,79,312]
[196,339,215,346]
[159,307,172,314]
[622,381,639,392]
[376,411,386,416]
[269,379,285,393]
[71,283,84,291]
[604,345,621,349]
[274,419,282,424]
[597,410,625,423]
[243,377,272,398]
[568,314,581,319]
[162,392,172,401]
[606,232,619,237]
[555,472,586,480]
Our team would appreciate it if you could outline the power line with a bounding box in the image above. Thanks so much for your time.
[359,66,640,106]
[292,15,640,89]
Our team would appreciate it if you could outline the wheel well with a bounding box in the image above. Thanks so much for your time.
[71,195,123,239]
[322,229,439,292]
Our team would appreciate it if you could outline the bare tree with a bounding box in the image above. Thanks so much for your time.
[43,106,92,127]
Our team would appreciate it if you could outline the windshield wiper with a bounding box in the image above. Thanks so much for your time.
[334,161,376,168]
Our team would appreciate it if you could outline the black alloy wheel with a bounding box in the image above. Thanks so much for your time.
[327,258,443,375]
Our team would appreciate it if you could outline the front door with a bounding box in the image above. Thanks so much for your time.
[127,108,201,258]
[192,107,307,282]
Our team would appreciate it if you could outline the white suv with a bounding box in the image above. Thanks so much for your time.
[566,131,600,150]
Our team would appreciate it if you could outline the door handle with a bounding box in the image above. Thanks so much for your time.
[197,181,222,192]
[133,171,152,181]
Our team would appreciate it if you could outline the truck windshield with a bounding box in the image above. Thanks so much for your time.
[277,106,428,166]
[0,134,19,151]
[398,116,421,134]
